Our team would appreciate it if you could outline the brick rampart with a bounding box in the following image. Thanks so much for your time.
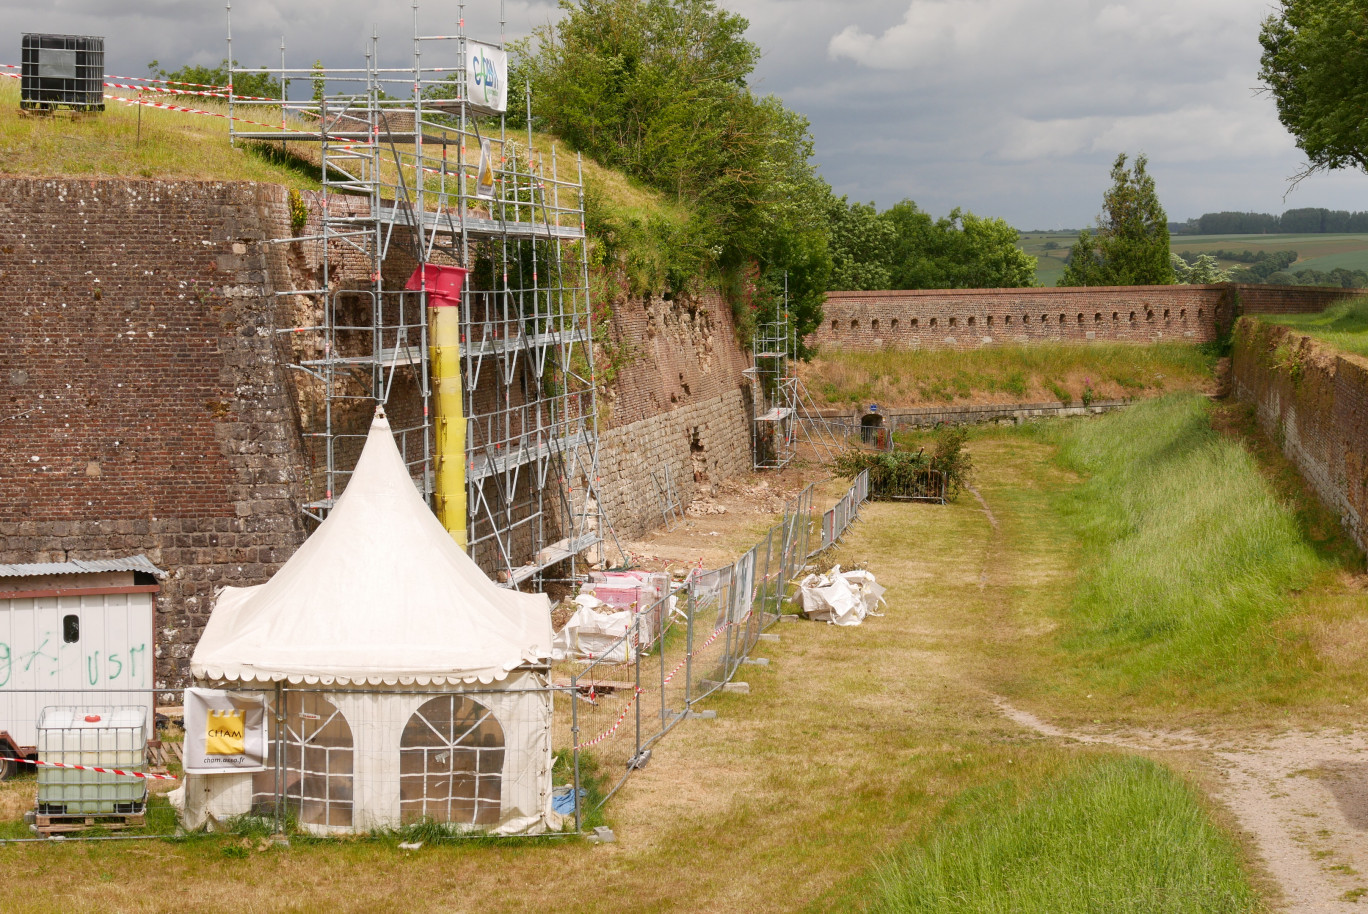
[1230,319,1368,553]
[0,179,310,687]
[594,288,754,536]
[811,284,1364,351]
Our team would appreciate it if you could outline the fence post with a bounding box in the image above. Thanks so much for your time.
[572,667,582,833]
[684,582,696,712]
[633,615,642,762]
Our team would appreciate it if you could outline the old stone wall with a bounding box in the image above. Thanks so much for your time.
[594,289,754,538]
[0,178,310,688]
[1230,318,1368,553]
[811,284,1363,352]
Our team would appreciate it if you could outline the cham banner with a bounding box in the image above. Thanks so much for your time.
[183,687,268,773]
[466,41,507,114]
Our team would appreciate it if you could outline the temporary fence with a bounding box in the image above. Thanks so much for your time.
[0,476,872,841]
[562,475,874,828]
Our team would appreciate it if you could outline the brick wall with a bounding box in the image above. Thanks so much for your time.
[0,179,310,688]
[811,284,1365,352]
[594,288,755,536]
[1230,318,1368,553]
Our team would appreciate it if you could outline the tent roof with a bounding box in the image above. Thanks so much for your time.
[191,411,552,685]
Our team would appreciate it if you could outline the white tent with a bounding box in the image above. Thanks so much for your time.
[177,410,559,835]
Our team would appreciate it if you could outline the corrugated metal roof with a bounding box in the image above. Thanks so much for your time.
[0,555,167,579]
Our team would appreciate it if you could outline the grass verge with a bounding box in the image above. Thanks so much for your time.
[867,756,1258,914]
[800,342,1214,410]
[1261,297,1368,359]
[1044,393,1323,696]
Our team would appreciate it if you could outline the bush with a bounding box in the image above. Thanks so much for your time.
[833,426,974,500]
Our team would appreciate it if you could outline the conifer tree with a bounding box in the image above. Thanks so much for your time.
[1060,153,1175,287]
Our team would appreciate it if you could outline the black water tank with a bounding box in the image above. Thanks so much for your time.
[21,34,105,112]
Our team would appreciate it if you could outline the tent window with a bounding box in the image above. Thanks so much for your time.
[253,692,354,829]
[400,695,505,826]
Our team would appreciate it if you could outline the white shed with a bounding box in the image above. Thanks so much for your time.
[0,556,163,777]
[179,410,559,835]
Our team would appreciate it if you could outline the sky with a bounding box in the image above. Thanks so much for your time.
[4,0,1368,229]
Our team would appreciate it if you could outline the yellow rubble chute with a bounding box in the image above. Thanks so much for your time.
[406,264,469,549]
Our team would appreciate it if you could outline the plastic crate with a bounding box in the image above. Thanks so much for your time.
[35,706,146,816]
[21,34,105,112]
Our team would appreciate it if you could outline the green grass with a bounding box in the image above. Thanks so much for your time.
[867,756,1259,914]
[1044,393,1323,693]
[801,342,1214,409]
[1262,297,1368,358]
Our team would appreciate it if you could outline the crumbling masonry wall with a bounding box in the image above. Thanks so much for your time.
[0,179,310,688]
[594,291,753,539]
[1231,318,1368,553]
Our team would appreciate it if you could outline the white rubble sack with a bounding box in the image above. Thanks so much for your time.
[551,595,635,662]
[797,565,887,626]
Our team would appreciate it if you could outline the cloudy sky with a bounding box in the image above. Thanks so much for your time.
[5,0,1367,228]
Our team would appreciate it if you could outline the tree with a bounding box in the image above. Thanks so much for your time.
[827,198,895,290]
[1060,153,1174,286]
[1259,1,1368,179]
[148,59,281,99]
[1171,253,1229,284]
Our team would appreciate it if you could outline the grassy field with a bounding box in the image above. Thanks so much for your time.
[1261,297,1368,359]
[1017,230,1368,286]
[10,390,1365,909]
[799,341,1216,409]
[868,757,1257,914]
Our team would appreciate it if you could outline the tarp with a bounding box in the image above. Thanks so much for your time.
[191,411,552,685]
[551,595,635,662]
[797,565,886,626]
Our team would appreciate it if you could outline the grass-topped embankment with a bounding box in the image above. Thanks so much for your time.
[0,79,317,187]
[1261,296,1368,358]
[867,756,1257,914]
[1043,394,1323,701]
[800,342,1215,409]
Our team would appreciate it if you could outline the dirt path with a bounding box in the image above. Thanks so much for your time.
[994,696,1368,912]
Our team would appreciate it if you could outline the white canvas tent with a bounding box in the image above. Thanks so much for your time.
[176,410,559,835]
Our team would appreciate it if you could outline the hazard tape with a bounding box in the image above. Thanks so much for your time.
[12,756,178,781]
[102,81,274,101]
[576,609,750,750]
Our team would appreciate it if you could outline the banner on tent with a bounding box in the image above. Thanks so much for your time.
[183,687,268,773]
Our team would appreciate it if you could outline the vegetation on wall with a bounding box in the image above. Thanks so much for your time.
[520,0,830,349]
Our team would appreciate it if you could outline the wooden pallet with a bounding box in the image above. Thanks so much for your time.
[35,811,145,836]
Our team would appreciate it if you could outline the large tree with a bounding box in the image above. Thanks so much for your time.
[1259,0,1368,179]
[1060,153,1174,287]
[826,198,1036,291]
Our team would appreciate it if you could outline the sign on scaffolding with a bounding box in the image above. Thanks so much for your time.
[465,41,507,114]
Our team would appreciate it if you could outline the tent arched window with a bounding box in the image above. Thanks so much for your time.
[253,691,354,829]
[400,695,505,826]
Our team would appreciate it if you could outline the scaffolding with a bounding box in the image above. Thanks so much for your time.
[747,299,842,470]
[228,2,614,586]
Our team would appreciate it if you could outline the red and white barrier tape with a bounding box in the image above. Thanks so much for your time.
[577,610,750,750]
[12,756,178,781]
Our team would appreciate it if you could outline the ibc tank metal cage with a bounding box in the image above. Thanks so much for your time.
[35,706,147,817]
[20,34,105,112]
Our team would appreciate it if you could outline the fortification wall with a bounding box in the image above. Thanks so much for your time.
[594,290,754,538]
[0,178,311,688]
[1230,319,1368,553]
[811,284,1361,352]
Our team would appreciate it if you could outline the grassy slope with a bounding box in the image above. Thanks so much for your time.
[1261,297,1368,358]
[0,79,317,187]
[800,341,1215,410]
[868,757,1256,914]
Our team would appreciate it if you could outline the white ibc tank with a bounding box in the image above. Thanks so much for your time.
[36,706,147,816]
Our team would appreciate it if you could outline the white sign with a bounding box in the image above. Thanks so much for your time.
[183,687,268,773]
[466,41,508,114]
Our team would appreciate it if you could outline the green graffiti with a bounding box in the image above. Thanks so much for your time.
[87,651,101,686]
[107,652,123,681]
[0,643,9,688]
[127,644,145,681]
